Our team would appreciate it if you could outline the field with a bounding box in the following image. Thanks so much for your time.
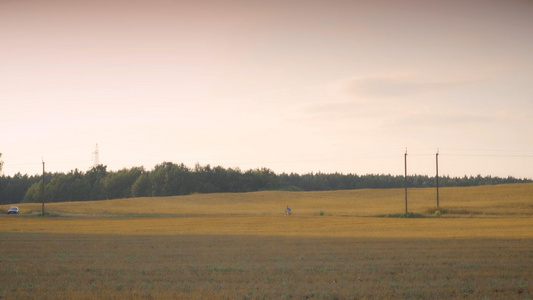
[1,183,532,299]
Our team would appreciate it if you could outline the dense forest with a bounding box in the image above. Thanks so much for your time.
[0,162,531,204]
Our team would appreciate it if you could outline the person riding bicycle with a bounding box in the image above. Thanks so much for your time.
[285,205,291,215]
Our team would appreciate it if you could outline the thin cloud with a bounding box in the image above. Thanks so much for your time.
[299,73,484,120]
[340,75,484,100]
[386,111,511,129]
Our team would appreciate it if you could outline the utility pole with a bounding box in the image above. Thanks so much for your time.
[404,149,408,215]
[436,149,439,209]
[42,159,45,216]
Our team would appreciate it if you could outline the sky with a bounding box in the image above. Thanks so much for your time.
[1,0,533,178]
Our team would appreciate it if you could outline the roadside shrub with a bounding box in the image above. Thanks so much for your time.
[425,207,447,216]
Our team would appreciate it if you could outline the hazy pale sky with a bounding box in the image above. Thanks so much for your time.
[2,0,533,178]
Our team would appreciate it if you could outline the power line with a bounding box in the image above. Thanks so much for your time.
[443,154,533,158]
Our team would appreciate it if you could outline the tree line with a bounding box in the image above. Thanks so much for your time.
[0,162,531,204]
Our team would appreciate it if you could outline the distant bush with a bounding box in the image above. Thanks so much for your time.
[280,185,304,191]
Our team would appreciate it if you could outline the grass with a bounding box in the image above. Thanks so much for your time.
[0,183,532,298]
[378,212,426,218]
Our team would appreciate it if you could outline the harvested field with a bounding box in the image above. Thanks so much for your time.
[0,216,531,239]
[0,183,532,299]
[0,234,531,299]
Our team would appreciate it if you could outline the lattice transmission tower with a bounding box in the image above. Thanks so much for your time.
[92,143,100,167]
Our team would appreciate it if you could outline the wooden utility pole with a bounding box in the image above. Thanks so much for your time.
[42,160,45,216]
[404,149,408,215]
[436,149,439,209]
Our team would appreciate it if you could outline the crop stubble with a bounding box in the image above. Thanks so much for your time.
[0,233,531,299]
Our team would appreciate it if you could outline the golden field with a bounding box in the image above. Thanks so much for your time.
[5,182,533,219]
[0,183,532,299]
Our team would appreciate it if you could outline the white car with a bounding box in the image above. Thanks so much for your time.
[7,206,19,214]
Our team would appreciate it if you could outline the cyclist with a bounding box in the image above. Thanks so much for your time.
[285,205,292,215]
